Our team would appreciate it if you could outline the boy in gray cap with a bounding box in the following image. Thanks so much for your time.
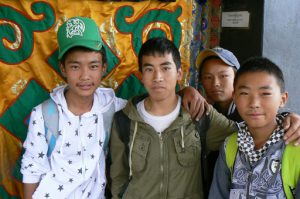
[197,47,241,121]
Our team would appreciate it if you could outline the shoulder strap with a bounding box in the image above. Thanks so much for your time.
[114,110,131,156]
[103,102,115,153]
[41,98,59,157]
[282,144,300,198]
[196,114,210,198]
[225,132,238,175]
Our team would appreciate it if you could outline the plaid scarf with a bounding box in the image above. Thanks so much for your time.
[237,114,286,164]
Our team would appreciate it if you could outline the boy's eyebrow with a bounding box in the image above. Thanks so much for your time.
[259,85,273,90]
[237,85,250,90]
[142,61,172,68]
[237,85,273,90]
[142,63,154,67]
[160,61,172,66]
[66,60,102,64]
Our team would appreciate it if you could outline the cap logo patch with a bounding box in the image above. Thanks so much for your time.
[66,18,85,38]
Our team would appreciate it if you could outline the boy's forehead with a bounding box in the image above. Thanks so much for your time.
[64,50,102,62]
[235,71,280,89]
[142,52,173,63]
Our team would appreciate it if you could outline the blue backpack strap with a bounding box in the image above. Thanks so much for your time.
[41,98,59,157]
[103,102,115,153]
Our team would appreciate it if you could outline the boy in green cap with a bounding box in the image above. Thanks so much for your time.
[20,16,208,199]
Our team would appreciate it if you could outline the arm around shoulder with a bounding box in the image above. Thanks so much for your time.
[206,107,237,151]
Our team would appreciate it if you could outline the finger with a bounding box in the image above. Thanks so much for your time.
[204,101,211,115]
[195,100,205,121]
[190,101,199,120]
[282,115,291,131]
[285,129,300,145]
[182,96,190,112]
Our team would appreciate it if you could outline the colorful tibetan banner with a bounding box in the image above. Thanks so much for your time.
[0,1,192,198]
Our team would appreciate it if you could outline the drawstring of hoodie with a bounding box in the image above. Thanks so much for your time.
[129,121,138,178]
[180,126,185,152]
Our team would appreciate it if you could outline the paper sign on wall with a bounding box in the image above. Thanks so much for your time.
[222,11,250,28]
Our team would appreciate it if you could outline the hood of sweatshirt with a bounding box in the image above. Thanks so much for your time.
[50,85,116,116]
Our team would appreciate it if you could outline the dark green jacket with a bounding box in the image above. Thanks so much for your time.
[110,96,236,199]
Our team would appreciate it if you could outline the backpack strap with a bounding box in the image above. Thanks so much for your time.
[113,110,131,156]
[282,144,300,198]
[195,114,210,198]
[225,132,238,175]
[103,102,115,153]
[41,98,59,157]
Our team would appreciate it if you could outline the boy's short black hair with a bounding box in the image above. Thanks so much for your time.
[234,57,285,92]
[60,46,107,66]
[138,37,181,72]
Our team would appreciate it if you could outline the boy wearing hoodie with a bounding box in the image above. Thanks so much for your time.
[209,57,300,198]
[21,17,208,199]
[21,16,128,199]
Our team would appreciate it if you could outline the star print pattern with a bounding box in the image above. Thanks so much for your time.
[21,85,126,198]
[58,185,64,191]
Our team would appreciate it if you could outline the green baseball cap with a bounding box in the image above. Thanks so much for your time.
[57,16,103,60]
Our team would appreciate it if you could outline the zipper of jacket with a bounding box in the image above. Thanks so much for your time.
[79,116,86,178]
[246,170,252,197]
[158,132,164,198]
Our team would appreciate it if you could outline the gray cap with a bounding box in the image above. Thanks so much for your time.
[196,47,240,71]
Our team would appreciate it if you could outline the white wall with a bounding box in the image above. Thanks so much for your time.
[263,0,300,113]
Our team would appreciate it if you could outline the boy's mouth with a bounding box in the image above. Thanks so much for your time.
[77,83,94,90]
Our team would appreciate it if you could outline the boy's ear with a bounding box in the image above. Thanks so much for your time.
[232,90,236,103]
[177,68,183,82]
[102,63,107,74]
[280,91,288,108]
[59,62,66,77]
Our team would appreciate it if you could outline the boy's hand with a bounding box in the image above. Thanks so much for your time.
[283,112,300,146]
[180,86,210,121]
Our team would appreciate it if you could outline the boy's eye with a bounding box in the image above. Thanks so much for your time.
[240,92,248,95]
[163,66,171,71]
[262,92,272,96]
[143,67,153,72]
[90,65,99,70]
[203,75,212,80]
[70,65,79,70]
[220,74,229,78]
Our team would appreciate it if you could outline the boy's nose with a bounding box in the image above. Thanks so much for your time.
[80,67,90,80]
[153,70,163,82]
[212,77,221,87]
[249,95,260,109]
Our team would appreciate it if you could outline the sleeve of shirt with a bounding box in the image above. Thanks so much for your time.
[206,106,237,151]
[114,97,127,112]
[21,104,51,183]
[109,115,130,199]
[208,142,231,199]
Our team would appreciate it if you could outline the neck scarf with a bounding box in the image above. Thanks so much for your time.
[237,114,286,164]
